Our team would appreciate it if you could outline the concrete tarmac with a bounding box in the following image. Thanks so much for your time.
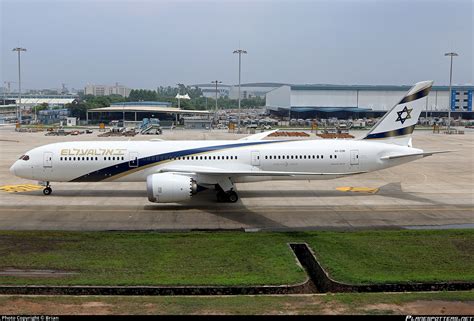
[0,126,473,231]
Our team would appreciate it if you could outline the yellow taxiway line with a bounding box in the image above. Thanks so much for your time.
[0,184,43,193]
[336,186,379,194]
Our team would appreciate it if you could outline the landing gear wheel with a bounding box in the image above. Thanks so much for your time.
[216,190,238,203]
[43,187,52,195]
[227,191,238,203]
[216,191,227,202]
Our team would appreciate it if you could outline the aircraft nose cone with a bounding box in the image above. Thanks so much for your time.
[9,163,16,176]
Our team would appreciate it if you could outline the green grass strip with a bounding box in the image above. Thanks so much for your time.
[0,229,472,286]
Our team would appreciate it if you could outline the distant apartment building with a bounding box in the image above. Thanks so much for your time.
[84,83,131,97]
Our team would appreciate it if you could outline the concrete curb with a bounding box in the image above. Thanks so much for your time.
[0,280,314,296]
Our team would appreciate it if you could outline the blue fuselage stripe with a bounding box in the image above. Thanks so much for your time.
[71,140,282,182]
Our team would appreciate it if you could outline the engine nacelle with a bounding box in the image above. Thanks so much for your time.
[146,173,197,203]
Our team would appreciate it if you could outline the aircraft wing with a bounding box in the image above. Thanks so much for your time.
[380,150,453,160]
[238,129,279,141]
[159,165,367,177]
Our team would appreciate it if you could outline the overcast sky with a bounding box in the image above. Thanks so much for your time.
[1,0,472,90]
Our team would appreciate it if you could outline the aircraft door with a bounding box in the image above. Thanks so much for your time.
[350,150,359,165]
[129,151,139,168]
[251,151,260,167]
[43,152,53,168]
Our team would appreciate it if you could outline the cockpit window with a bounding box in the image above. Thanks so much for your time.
[19,155,30,161]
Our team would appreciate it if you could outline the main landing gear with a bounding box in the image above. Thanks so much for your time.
[42,182,52,195]
[216,190,239,203]
[214,177,238,203]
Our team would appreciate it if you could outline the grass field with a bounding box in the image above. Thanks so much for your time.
[305,229,474,284]
[0,229,472,286]
[0,291,473,315]
[0,231,305,286]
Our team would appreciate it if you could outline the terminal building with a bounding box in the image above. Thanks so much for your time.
[86,101,211,125]
[2,95,77,107]
[266,84,474,119]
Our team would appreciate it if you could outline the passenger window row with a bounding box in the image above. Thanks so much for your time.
[60,156,125,161]
[59,154,338,162]
[264,154,337,160]
[144,155,238,161]
[59,155,240,162]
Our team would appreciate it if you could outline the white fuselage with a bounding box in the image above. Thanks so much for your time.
[10,139,423,184]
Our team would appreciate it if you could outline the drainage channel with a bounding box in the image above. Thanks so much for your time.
[289,243,474,293]
[0,243,471,295]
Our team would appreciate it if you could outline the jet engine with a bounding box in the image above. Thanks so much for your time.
[146,173,197,203]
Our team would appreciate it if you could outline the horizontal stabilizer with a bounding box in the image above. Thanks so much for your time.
[380,150,453,160]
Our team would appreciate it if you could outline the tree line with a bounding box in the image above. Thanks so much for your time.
[54,85,266,119]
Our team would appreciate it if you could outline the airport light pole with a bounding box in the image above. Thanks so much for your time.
[233,49,247,133]
[425,95,429,122]
[211,80,222,123]
[444,52,458,132]
[12,47,26,124]
[2,81,8,105]
[175,83,185,127]
[176,83,184,109]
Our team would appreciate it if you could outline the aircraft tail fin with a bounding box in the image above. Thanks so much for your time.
[361,80,433,146]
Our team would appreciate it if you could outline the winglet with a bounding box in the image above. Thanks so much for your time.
[239,129,279,141]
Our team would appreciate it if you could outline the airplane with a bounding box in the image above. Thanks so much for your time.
[10,80,449,203]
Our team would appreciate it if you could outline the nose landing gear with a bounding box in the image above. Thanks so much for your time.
[42,182,52,195]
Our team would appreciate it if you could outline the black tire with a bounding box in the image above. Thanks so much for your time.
[227,191,238,203]
[43,187,52,195]
[216,191,226,202]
